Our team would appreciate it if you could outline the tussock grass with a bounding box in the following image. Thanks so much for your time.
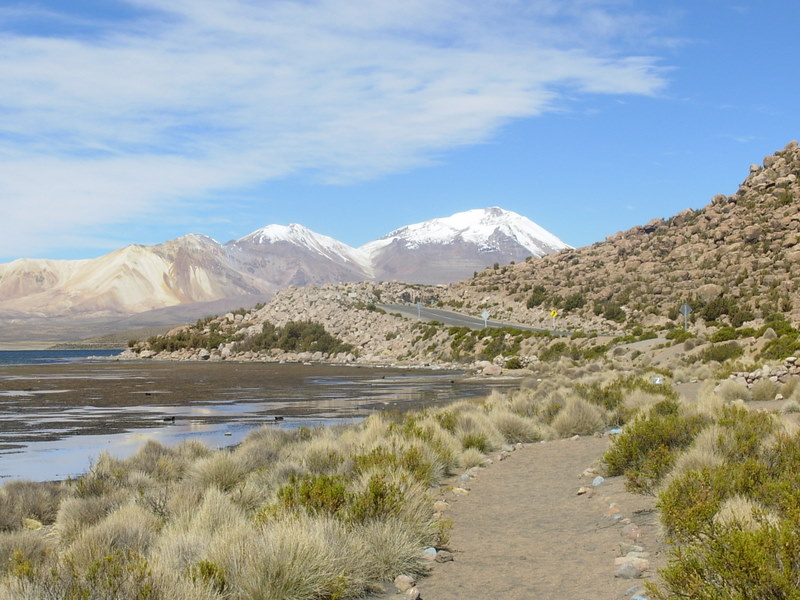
[712,495,779,530]
[750,378,779,402]
[551,398,606,437]
[717,379,752,402]
[488,409,552,443]
[3,379,686,599]
[781,398,800,414]
[55,491,129,545]
[0,481,62,532]
[237,514,365,600]
[457,447,487,469]
[0,530,51,575]
[66,503,160,570]
[189,451,249,492]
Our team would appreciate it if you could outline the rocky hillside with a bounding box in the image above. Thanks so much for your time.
[128,142,800,374]
[435,141,800,332]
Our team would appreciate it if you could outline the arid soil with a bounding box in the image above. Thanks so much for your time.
[382,436,665,599]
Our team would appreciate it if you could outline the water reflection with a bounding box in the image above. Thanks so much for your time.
[0,362,520,482]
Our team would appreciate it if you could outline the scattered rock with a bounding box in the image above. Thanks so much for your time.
[405,587,421,599]
[394,574,416,593]
[614,563,643,579]
[421,547,437,561]
[614,555,650,571]
[621,523,643,541]
[452,487,470,496]
[433,500,450,512]
[435,550,454,563]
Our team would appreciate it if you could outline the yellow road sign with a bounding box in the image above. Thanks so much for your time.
[550,310,558,318]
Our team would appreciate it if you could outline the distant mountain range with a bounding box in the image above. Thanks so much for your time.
[0,207,569,336]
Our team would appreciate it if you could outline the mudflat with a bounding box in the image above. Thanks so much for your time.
[0,360,520,480]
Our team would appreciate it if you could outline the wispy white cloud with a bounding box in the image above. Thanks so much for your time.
[0,0,668,259]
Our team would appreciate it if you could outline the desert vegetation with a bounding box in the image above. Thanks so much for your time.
[603,378,800,599]
[0,369,680,600]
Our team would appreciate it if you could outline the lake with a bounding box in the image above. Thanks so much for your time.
[0,358,520,482]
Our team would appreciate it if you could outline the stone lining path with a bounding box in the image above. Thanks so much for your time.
[385,436,665,600]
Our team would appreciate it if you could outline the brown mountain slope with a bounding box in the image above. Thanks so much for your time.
[438,141,800,331]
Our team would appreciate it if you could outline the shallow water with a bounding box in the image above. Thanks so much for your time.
[0,361,518,482]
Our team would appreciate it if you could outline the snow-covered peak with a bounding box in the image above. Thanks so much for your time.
[233,224,371,269]
[361,207,570,256]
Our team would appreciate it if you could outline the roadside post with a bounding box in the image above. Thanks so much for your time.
[550,309,558,331]
[481,310,490,328]
[679,303,692,330]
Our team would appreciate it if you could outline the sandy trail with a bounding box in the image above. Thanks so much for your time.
[396,436,665,599]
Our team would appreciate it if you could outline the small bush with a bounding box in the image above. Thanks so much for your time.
[716,379,752,403]
[551,398,605,437]
[458,448,486,470]
[603,400,710,493]
[489,410,549,443]
[696,342,744,363]
[0,530,50,576]
[751,379,779,402]
[650,516,800,600]
[0,481,64,531]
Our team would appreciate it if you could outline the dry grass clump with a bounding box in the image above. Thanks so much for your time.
[235,514,366,600]
[0,530,51,575]
[0,480,63,531]
[453,410,504,453]
[125,440,186,481]
[487,409,552,443]
[66,502,160,570]
[355,516,428,582]
[780,376,800,399]
[55,491,130,545]
[750,378,779,402]
[781,398,800,414]
[712,495,779,531]
[189,451,250,492]
[457,447,487,469]
[716,380,752,402]
[551,398,606,437]
[622,389,663,414]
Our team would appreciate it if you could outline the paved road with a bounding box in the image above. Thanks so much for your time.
[378,303,568,335]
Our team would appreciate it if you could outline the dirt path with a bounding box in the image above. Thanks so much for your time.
[395,436,665,599]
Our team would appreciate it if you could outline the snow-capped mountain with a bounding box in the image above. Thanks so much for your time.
[0,207,567,329]
[227,223,373,284]
[362,207,570,284]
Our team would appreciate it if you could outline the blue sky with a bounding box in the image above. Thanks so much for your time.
[0,1,797,262]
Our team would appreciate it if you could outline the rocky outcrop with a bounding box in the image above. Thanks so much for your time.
[432,141,800,333]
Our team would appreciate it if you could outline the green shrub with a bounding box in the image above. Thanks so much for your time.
[760,333,800,360]
[504,356,524,369]
[696,342,744,363]
[750,379,779,402]
[711,326,737,342]
[666,329,695,343]
[603,400,710,493]
[650,517,800,600]
[461,433,490,453]
[277,473,349,518]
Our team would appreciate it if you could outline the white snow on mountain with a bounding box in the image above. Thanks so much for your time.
[361,207,570,256]
[232,223,372,271]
